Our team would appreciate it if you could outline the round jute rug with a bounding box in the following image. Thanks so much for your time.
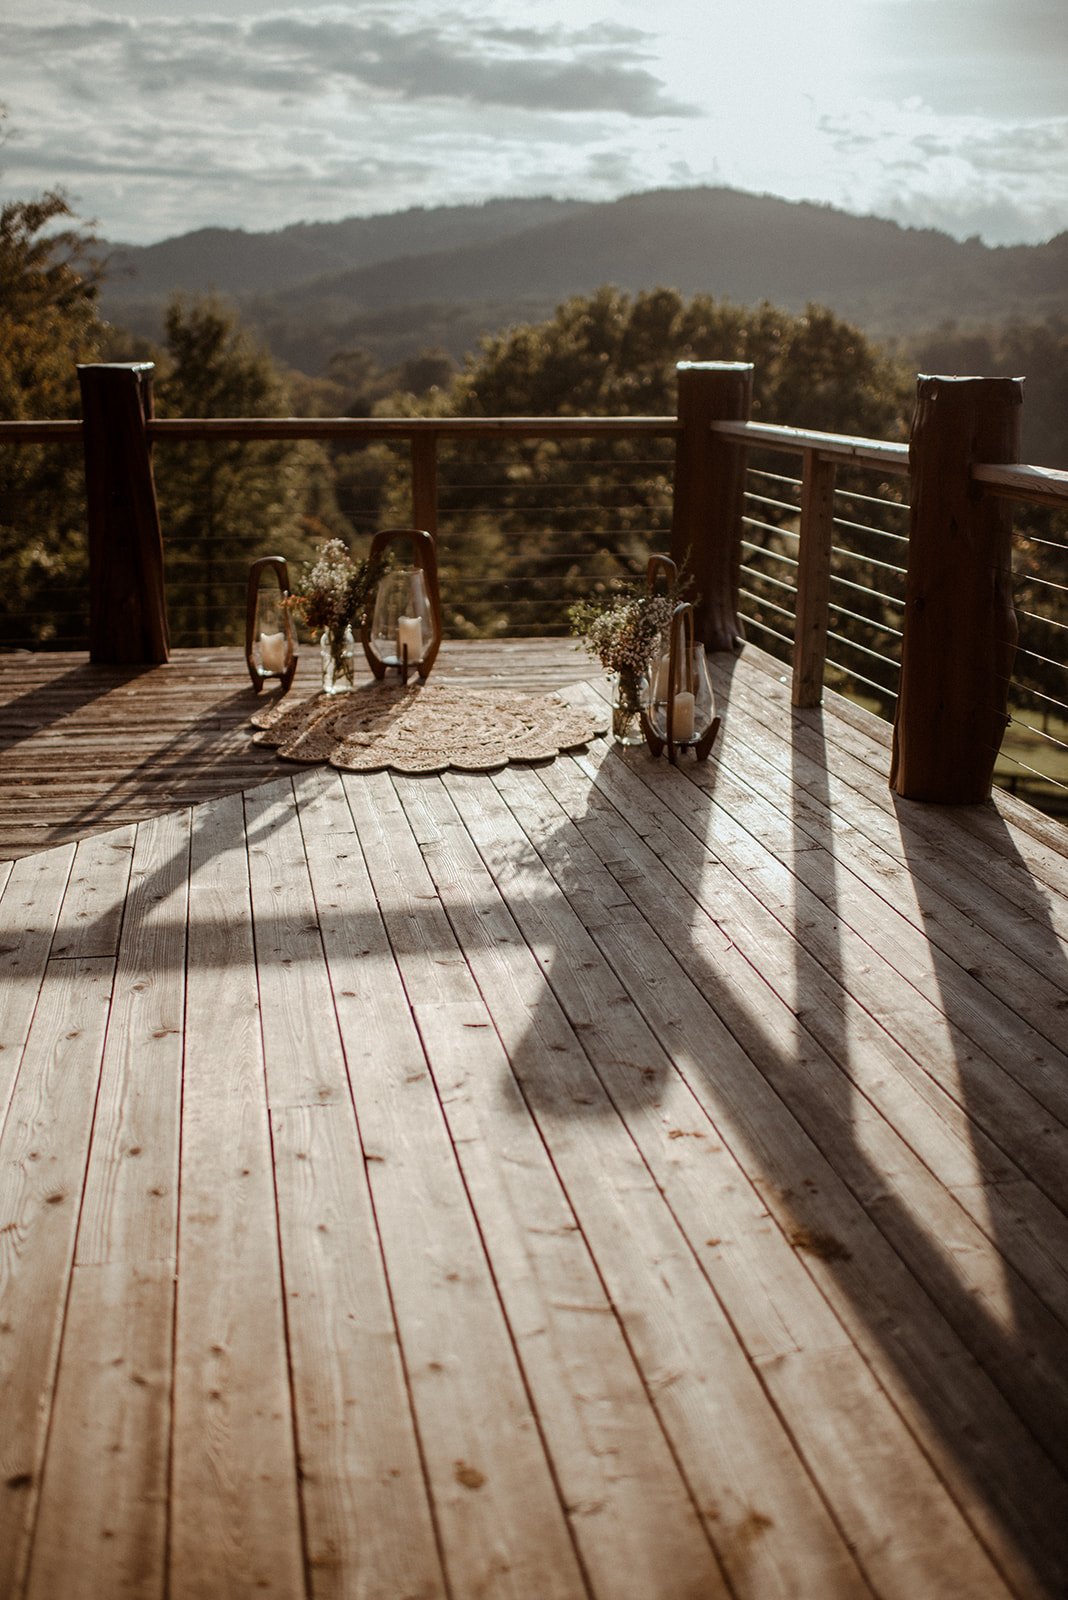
[251,681,609,774]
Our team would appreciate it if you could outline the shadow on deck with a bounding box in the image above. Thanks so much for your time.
[1,640,1067,1599]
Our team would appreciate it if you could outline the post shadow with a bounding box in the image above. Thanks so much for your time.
[46,689,1068,1592]
[504,657,1068,1594]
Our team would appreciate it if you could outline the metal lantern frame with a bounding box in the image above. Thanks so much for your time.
[640,596,721,764]
[360,527,443,683]
[245,555,298,695]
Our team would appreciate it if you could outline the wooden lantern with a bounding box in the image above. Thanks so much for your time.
[646,552,679,597]
[245,556,297,694]
[361,527,443,683]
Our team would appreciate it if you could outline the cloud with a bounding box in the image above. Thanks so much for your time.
[865,0,1068,115]
[815,105,1068,245]
[7,8,695,118]
[2,0,1061,246]
[252,14,694,114]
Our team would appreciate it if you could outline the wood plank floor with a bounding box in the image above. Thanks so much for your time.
[1,641,1068,1599]
[0,639,589,860]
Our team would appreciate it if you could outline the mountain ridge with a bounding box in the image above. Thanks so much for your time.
[98,185,1068,376]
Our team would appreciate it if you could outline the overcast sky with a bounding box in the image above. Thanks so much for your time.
[2,0,1065,247]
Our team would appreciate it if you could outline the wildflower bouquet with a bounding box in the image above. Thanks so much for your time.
[569,583,676,740]
[287,538,387,690]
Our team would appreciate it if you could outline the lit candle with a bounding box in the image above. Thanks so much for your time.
[397,615,423,664]
[671,691,695,743]
[259,631,286,674]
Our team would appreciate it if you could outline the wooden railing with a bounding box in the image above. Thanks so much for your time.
[706,379,1068,806]
[3,361,1068,809]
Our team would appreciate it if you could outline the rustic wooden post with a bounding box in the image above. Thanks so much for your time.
[411,432,438,536]
[670,361,752,650]
[890,374,1022,803]
[792,450,837,707]
[78,362,169,663]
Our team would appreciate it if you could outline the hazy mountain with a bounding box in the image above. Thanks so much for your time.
[99,186,1068,376]
[102,196,589,308]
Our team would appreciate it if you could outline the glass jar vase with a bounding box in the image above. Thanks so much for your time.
[320,625,356,693]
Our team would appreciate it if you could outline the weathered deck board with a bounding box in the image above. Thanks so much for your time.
[0,956,114,1600]
[1,640,1067,1600]
[0,641,591,860]
[545,738,1068,1593]
[484,757,1017,1598]
[170,790,305,1600]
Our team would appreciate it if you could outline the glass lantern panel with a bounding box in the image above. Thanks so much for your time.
[254,585,289,676]
[692,644,716,735]
[371,568,428,666]
[648,645,715,741]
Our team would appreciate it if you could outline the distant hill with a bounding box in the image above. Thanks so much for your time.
[100,186,1068,378]
[103,196,591,301]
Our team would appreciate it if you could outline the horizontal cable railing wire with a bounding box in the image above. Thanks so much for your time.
[154,430,673,643]
[996,749,1068,804]
[828,599,903,638]
[1018,605,1068,637]
[739,585,795,623]
[5,409,1067,818]
[829,542,907,580]
[743,566,798,599]
[736,455,907,715]
[828,483,911,515]
[739,613,797,653]
[828,570,905,610]
[832,514,909,547]
[0,439,90,649]
[824,657,900,704]
[432,435,674,638]
[741,539,799,569]
[1005,505,1068,814]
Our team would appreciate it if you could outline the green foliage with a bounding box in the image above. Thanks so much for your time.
[419,287,913,635]
[0,191,104,418]
[0,191,105,645]
[152,296,344,645]
[911,317,1068,470]
[451,286,911,436]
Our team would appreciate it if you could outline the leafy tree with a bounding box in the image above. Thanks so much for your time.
[911,317,1068,470]
[421,287,913,636]
[0,189,105,645]
[451,286,910,434]
[151,296,345,645]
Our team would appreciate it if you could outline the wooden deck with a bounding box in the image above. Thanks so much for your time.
[2,640,1068,1599]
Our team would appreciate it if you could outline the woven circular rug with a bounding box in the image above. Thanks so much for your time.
[251,681,609,773]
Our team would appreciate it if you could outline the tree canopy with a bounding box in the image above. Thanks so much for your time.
[153,296,343,645]
[407,288,914,637]
[451,286,912,439]
[0,190,106,645]
[0,190,105,418]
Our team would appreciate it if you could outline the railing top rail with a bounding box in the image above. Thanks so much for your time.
[0,414,680,445]
[710,417,910,473]
[714,419,1068,514]
[0,419,83,440]
[972,461,1068,511]
[3,410,1066,513]
[148,415,681,442]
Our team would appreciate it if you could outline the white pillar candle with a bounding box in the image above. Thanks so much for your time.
[671,691,695,743]
[397,615,423,664]
[259,631,286,673]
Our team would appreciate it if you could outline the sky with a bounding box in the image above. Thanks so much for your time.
[2,0,1066,247]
